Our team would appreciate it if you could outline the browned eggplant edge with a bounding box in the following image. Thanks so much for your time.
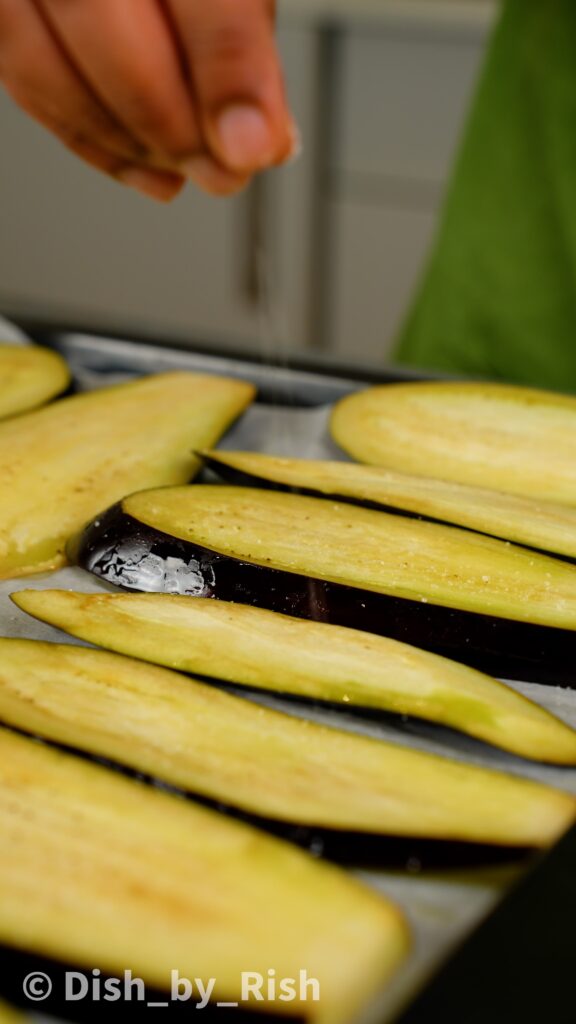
[69,502,576,687]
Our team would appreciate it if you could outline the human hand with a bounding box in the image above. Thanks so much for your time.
[0,0,296,200]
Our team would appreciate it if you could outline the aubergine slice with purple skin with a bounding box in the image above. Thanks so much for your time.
[0,639,573,866]
[201,450,576,562]
[14,590,576,765]
[0,371,254,580]
[330,381,576,505]
[0,726,409,1022]
[70,485,576,686]
[0,344,70,421]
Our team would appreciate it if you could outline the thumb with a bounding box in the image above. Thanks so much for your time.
[166,0,297,174]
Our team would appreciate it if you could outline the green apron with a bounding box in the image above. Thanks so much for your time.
[394,0,576,390]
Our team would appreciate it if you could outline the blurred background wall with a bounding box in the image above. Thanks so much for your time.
[0,0,496,365]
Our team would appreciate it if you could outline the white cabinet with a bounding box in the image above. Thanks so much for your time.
[336,25,491,184]
[326,17,491,361]
[328,202,438,360]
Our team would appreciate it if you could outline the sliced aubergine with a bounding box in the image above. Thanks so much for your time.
[331,381,576,504]
[1,638,573,852]
[203,450,576,562]
[0,727,408,1022]
[0,344,70,420]
[0,1002,26,1024]
[14,590,576,765]
[0,372,254,580]
[72,485,576,685]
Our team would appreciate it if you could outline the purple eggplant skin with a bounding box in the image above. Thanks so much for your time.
[196,796,531,870]
[70,504,576,687]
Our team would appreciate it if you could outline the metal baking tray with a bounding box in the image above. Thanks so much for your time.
[3,324,576,1024]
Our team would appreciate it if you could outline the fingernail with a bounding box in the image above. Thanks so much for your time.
[216,104,274,170]
[117,165,182,202]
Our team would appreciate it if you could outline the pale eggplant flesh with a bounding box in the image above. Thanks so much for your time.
[14,590,576,766]
[0,344,70,421]
[0,999,26,1024]
[201,450,576,562]
[0,726,408,1023]
[0,372,254,580]
[1,638,572,866]
[330,381,576,505]
[70,487,576,686]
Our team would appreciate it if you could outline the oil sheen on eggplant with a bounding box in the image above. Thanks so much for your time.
[330,381,576,504]
[0,726,407,1023]
[71,487,576,686]
[2,639,572,855]
[0,372,254,580]
[14,590,576,765]
[202,450,576,562]
[0,344,70,420]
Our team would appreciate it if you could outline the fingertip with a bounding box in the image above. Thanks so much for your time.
[213,103,276,172]
[273,117,302,167]
[209,102,299,175]
[180,154,250,196]
[117,165,185,201]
